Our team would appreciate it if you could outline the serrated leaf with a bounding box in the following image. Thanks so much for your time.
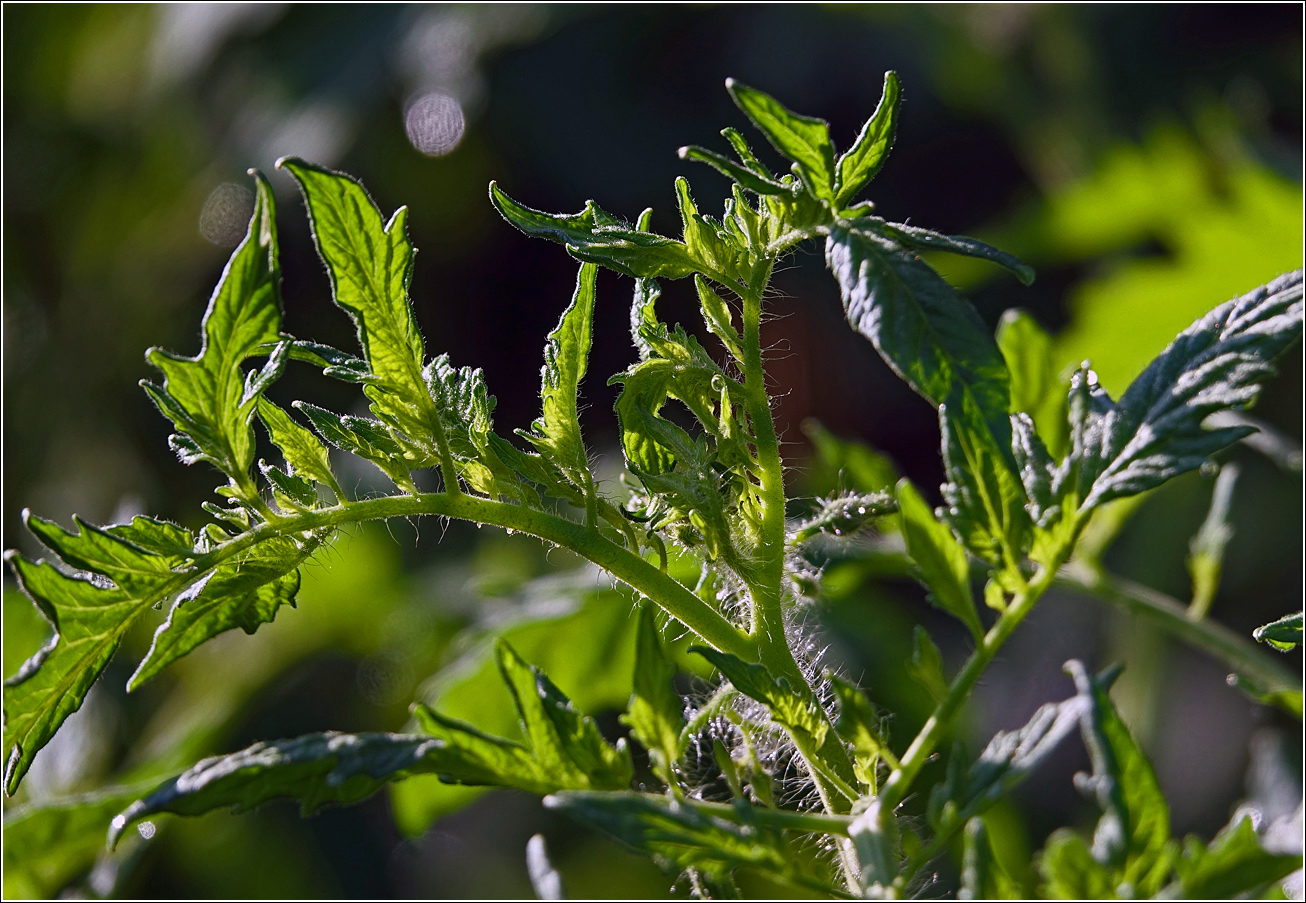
[1174,815,1302,899]
[726,79,835,202]
[103,516,196,559]
[128,534,322,689]
[694,275,744,361]
[620,605,684,784]
[489,183,703,280]
[293,402,412,486]
[825,222,1013,448]
[829,674,889,791]
[896,479,982,639]
[544,790,792,883]
[109,732,450,848]
[960,818,1023,900]
[1253,610,1303,652]
[496,641,632,790]
[1072,271,1304,512]
[23,514,184,593]
[861,216,1034,286]
[522,262,598,501]
[257,397,341,496]
[412,706,556,793]
[140,171,283,492]
[835,71,901,208]
[907,626,948,705]
[689,647,827,750]
[260,460,319,509]
[1065,659,1175,897]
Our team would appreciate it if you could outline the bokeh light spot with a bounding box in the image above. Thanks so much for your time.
[198,182,255,247]
[405,92,466,157]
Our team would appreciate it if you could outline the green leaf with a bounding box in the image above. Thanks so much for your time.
[1174,815,1302,899]
[104,516,197,559]
[907,626,948,705]
[412,706,555,793]
[694,276,745,361]
[1070,270,1303,512]
[801,420,900,496]
[834,71,901,208]
[140,171,283,495]
[849,798,900,894]
[109,732,452,848]
[489,183,702,280]
[861,216,1034,286]
[961,818,1023,900]
[1038,830,1116,899]
[824,222,1013,458]
[544,790,792,883]
[495,642,633,790]
[896,479,982,639]
[1253,611,1302,652]
[726,79,835,202]
[1065,659,1175,897]
[689,647,828,750]
[829,674,890,791]
[293,402,413,487]
[620,605,684,784]
[1186,463,1238,620]
[997,309,1067,457]
[522,263,598,499]
[929,686,1087,829]
[677,145,790,196]
[257,397,342,496]
[790,490,897,545]
[128,534,324,690]
[2,781,161,898]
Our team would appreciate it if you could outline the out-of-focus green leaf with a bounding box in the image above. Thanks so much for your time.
[790,490,897,545]
[896,479,981,639]
[1173,815,1302,899]
[906,626,949,705]
[997,309,1067,457]
[1065,660,1175,897]
[829,674,889,791]
[960,818,1023,900]
[849,797,899,895]
[1254,611,1303,653]
[858,216,1034,286]
[835,70,900,208]
[1185,463,1238,620]
[1038,830,1115,899]
[726,79,835,202]
[620,605,684,784]
[801,419,900,497]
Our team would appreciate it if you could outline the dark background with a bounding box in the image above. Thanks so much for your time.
[3,5,1302,898]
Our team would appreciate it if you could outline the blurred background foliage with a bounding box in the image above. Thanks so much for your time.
[2,5,1301,898]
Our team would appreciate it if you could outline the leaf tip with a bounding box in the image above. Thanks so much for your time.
[273,156,303,172]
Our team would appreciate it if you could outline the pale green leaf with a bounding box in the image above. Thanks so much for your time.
[896,479,982,639]
[907,626,948,705]
[257,397,341,496]
[689,647,828,750]
[961,818,1023,900]
[1174,815,1302,899]
[620,605,684,784]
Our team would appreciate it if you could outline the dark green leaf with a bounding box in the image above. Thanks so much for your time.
[961,818,1023,900]
[834,71,901,207]
[140,171,283,491]
[801,420,900,496]
[863,217,1034,286]
[110,732,453,848]
[1174,815,1302,899]
[260,460,320,510]
[896,479,981,639]
[1071,270,1303,511]
[1253,611,1302,652]
[1065,659,1175,896]
[620,605,684,783]
[726,79,835,202]
[690,647,828,749]
[545,790,791,882]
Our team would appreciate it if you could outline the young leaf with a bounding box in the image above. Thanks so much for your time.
[1038,830,1116,899]
[1185,463,1238,619]
[413,706,559,793]
[689,647,828,750]
[1065,659,1175,897]
[896,479,982,639]
[726,79,836,202]
[861,216,1034,286]
[139,171,284,497]
[1072,270,1304,512]
[257,397,342,496]
[694,276,745,361]
[544,790,792,883]
[293,402,413,487]
[1173,815,1302,899]
[677,144,790,196]
[521,262,598,508]
[1253,611,1303,652]
[109,732,451,848]
[834,71,901,208]
[620,605,684,783]
[997,309,1067,457]
[960,818,1023,900]
[829,674,890,791]
[790,490,897,545]
[489,184,703,280]
[907,626,949,705]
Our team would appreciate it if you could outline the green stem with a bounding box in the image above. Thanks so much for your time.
[193,492,751,660]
